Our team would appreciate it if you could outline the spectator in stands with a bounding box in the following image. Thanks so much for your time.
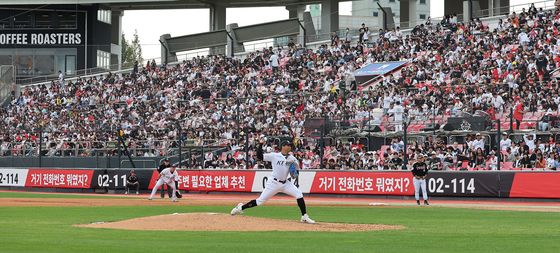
[535,152,546,169]
[519,152,532,168]
[427,151,440,170]
[362,27,370,44]
[5,6,560,172]
[488,151,498,170]
[344,28,351,43]
[132,60,138,77]
[330,32,339,47]
[471,148,486,169]
[548,153,560,170]
[472,133,486,151]
[539,113,552,131]
[358,23,365,43]
[524,133,537,152]
[513,98,525,130]
[326,158,336,170]
[57,70,64,85]
[500,133,512,151]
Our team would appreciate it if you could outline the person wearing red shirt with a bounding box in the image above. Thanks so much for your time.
[513,97,524,130]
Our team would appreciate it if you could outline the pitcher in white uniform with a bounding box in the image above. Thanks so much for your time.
[230,140,316,224]
[148,167,178,202]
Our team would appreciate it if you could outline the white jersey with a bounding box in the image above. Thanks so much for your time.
[159,168,178,184]
[500,139,512,151]
[269,54,279,67]
[393,105,404,121]
[264,152,297,181]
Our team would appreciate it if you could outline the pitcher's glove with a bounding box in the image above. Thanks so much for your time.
[175,181,182,198]
[289,163,299,179]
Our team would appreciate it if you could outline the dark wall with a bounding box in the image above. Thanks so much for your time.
[444,1,461,16]
[86,4,113,69]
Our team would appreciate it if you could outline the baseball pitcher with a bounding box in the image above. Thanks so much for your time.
[230,140,315,224]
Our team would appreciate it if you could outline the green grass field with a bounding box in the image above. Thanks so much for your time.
[0,192,559,253]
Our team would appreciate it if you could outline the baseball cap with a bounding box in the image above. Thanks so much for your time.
[281,141,294,148]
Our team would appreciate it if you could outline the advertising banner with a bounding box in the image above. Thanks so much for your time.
[509,172,560,198]
[2,168,559,199]
[25,169,93,188]
[147,170,257,192]
[311,172,413,195]
[0,168,29,187]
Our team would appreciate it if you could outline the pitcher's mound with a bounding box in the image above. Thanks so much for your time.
[77,213,404,232]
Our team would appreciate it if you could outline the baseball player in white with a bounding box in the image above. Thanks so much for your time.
[231,141,315,224]
[148,167,178,202]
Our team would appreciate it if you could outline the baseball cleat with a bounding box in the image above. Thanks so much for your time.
[125,191,128,195]
[172,198,178,202]
[424,200,429,206]
[416,200,420,205]
[148,197,152,200]
[300,214,316,224]
[230,203,244,215]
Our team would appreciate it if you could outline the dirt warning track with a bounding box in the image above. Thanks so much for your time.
[1,191,560,212]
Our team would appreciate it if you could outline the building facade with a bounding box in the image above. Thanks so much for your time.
[352,0,430,28]
[309,0,430,34]
[0,5,122,83]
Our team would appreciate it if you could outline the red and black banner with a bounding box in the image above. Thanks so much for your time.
[0,168,559,199]
[509,172,560,198]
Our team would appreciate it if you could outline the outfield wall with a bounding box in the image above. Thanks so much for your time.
[0,168,559,199]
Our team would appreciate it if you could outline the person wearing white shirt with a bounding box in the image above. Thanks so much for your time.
[230,141,315,224]
[500,133,512,151]
[392,101,405,132]
[362,27,370,43]
[382,94,393,114]
[518,31,530,46]
[148,167,178,201]
[473,133,485,151]
[492,93,505,114]
[524,133,536,152]
[58,70,65,84]
[395,27,403,39]
[269,52,279,73]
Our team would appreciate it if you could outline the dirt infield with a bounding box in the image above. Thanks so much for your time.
[1,192,560,212]
[76,212,404,232]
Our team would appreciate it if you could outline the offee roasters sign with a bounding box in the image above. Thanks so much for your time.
[0,32,83,45]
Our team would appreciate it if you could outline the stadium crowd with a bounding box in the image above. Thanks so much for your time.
[1,4,560,171]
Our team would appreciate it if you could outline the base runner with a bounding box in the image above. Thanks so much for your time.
[230,140,315,224]
[148,166,178,202]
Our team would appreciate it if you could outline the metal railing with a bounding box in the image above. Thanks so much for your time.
[2,117,559,170]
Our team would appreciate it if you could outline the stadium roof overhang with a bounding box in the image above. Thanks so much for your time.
[2,0,330,10]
